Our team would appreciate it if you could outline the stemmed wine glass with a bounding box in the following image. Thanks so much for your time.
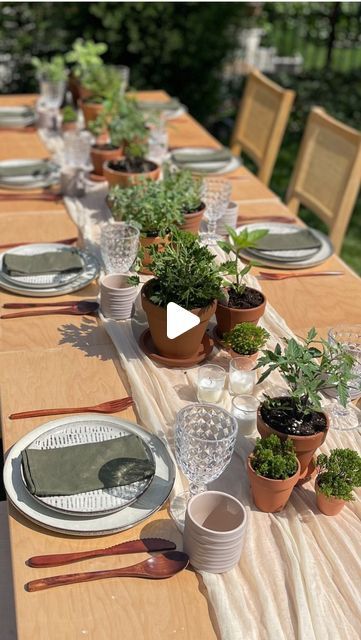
[201,178,232,245]
[170,403,238,530]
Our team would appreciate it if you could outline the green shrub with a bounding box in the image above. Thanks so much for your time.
[317,449,361,501]
[251,435,298,480]
[224,322,269,355]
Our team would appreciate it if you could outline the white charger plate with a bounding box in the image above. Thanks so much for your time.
[3,414,175,536]
[171,147,240,175]
[1,243,85,289]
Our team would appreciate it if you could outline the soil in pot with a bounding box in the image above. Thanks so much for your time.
[141,280,216,359]
[247,457,300,513]
[179,202,205,235]
[91,144,123,176]
[315,478,346,516]
[257,398,329,482]
[103,159,160,188]
[216,286,266,337]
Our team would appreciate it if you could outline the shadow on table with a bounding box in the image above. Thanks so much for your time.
[57,318,113,360]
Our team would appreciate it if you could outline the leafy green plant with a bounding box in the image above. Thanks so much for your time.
[218,226,269,297]
[257,328,356,418]
[110,180,184,235]
[62,105,77,123]
[81,64,122,104]
[224,322,269,355]
[31,55,67,82]
[251,435,298,480]
[108,98,149,168]
[162,168,203,215]
[65,38,107,78]
[147,229,222,309]
[317,449,361,501]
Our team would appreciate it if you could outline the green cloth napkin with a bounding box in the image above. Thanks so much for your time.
[137,98,181,112]
[0,160,54,178]
[21,434,155,497]
[172,147,232,165]
[254,229,322,252]
[3,249,83,276]
[0,107,33,119]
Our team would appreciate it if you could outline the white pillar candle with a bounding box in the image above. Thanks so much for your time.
[232,395,259,437]
[197,377,223,403]
[229,370,255,395]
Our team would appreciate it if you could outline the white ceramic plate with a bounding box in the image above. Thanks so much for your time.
[235,222,333,269]
[21,419,155,517]
[0,159,59,189]
[243,222,321,262]
[0,246,99,297]
[0,107,35,127]
[171,147,240,175]
[3,414,175,536]
[1,243,85,289]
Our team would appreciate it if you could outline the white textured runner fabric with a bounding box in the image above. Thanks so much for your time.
[61,176,361,640]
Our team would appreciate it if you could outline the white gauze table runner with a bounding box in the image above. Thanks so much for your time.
[62,179,360,640]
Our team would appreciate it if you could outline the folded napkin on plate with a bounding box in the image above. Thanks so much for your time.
[0,107,34,119]
[21,434,155,496]
[0,160,53,178]
[172,147,232,165]
[3,249,83,276]
[137,98,181,111]
[254,229,322,252]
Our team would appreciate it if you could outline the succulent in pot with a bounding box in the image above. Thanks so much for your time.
[255,328,356,481]
[248,434,300,512]
[61,105,77,133]
[223,322,269,369]
[315,448,361,516]
[66,38,108,101]
[104,99,159,187]
[141,230,222,359]
[216,227,269,337]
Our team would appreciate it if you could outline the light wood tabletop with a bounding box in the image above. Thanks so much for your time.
[0,93,360,640]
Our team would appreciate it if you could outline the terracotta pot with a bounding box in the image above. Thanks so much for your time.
[103,160,160,188]
[228,350,259,370]
[179,203,205,235]
[257,406,329,482]
[91,145,123,176]
[215,288,266,337]
[315,478,346,516]
[78,84,94,101]
[141,280,217,359]
[247,456,300,512]
[62,121,77,133]
[140,234,169,275]
[80,100,104,128]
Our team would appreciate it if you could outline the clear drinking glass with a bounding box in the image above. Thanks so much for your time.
[232,395,259,436]
[229,358,256,395]
[63,131,92,169]
[201,178,232,245]
[170,404,237,529]
[39,78,66,109]
[117,65,130,93]
[148,127,168,165]
[100,222,140,274]
[197,365,226,403]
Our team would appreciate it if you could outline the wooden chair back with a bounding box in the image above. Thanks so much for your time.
[230,70,295,185]
[286,107,361,254]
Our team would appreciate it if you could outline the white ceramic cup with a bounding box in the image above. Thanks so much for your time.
[183,491,247,573]
[216,201,239,235]
[100,273,138,320]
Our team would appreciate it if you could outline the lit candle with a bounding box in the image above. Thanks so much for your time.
[197,365,226,404]
[232,395,259,437]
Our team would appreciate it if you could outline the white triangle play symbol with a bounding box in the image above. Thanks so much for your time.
[166,302,200,339]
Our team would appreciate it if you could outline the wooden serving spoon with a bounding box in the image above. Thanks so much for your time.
[0,301,99,319]
[26,551,189,591]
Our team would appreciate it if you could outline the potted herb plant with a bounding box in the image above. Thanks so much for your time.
[88,95,125,176]
[315,448,361,516]
[78,65,122,128]
[216,227,269,337]
[103,99,160,187]
[61,105,77,132]
[141,230,222,359]
[66,38,108,101]
[256,328,356,481]
[223,322,269,369]
[162,169,205,234]
[248,434,300,512]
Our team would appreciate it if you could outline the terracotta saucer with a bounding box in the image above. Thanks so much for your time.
[89,172,107,182]
[139,329,214,368]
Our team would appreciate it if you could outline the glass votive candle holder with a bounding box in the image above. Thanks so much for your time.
[229,358,256,395]
[197,365,226,403]
[232,395,259,436]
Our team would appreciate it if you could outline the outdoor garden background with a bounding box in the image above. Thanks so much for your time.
[0,1,360,274]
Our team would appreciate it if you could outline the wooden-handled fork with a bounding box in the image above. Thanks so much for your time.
[9,397,134,420]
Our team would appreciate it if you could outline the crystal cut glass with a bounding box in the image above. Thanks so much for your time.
[100,222,140,274]
[201,178,232,245]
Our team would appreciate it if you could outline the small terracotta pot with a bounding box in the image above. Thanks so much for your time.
[80,100,104,128]
[91,145,123,176]
[315,478,346,516]
[215,288,266,337]
[247,456,300,512]
[103,160,160,188]
[179,203,205,235]
[140,234,169,275]
[78,84,94,101]
[228,350,259,370]
[141,280,217,359]
[62,121,77,133]
[257,407,329,482]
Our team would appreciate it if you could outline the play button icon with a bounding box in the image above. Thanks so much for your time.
[166,302,200,339]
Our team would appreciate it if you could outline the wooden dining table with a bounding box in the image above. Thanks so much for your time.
[0,92,360,640]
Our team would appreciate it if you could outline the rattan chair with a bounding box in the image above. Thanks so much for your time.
[230,70,295,186]
[286,107,361,254]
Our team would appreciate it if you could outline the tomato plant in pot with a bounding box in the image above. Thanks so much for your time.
[65,38,108,102]
[315,448,361,516]
[255,328,356,482]
[104,99,159,187]
[141,230,222,359]
[248,434,300,512]
[216,227,269,337]
[224,322,269,370]
[78,65,122,128]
